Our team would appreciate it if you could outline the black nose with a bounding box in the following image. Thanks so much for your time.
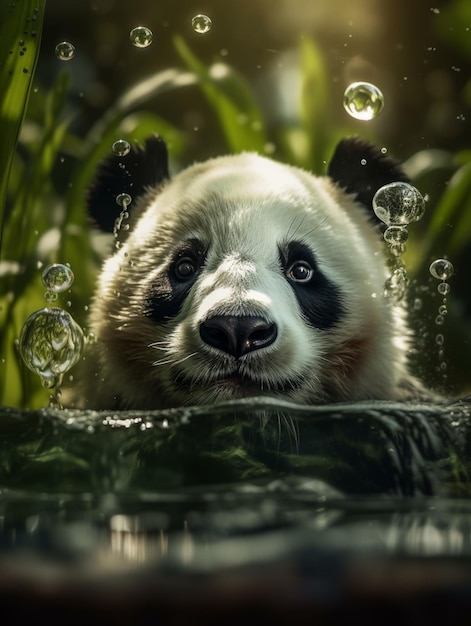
[200,315,277,359]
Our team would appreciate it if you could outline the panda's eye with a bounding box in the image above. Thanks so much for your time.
[174,256,198,281]
[287,261,314,283]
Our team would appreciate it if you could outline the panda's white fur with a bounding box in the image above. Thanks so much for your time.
[67,137,425,410]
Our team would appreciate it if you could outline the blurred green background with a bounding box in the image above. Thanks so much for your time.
[1,0,470,408]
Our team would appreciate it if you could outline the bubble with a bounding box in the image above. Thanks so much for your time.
[129,26,153,48]
[373,182,425,226]
[343,82,384,121]
[438,282,450,296]
[429,258,454,281]
[112,140,131,157]
[116,193,132,208]
[41,263,74,293]
[383,226,409,245]
[55,41,75,61]
[18,307,84,389]
[192,14,212,34]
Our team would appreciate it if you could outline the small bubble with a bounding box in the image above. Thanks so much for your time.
[55,41,75,61]
[435,314,444,326]
[42,264,74,293]
[192,14,212,34]
[438,305,448,315]
[429,258,454,281]
[343,82,384,121]
[435,334,444,346]
[44,290,58,303]
[116,193,132,208]
[381,147,388,154]
[373,182,425,226]
[384,226,409,245]
[130,26,153,48]
[360,158,367,165]
[413,298,423,311]
[112,139,131,157]
[438,282,450,296]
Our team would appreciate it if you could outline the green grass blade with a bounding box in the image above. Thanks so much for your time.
[174,36,267,153]
[0,0,45,257]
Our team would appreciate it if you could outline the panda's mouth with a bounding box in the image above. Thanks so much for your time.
[176,369,304,397]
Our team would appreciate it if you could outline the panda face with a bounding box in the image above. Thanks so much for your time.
[72,137,420,411]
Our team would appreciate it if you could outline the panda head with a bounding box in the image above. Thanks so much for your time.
[77,136,417,410]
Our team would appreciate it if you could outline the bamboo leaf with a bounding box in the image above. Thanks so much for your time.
[174,36,267,153]
[0,0,45,257]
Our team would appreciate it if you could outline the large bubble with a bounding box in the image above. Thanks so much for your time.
[343,82,384,121]
[18,307,84,389]
[373,182,425,226]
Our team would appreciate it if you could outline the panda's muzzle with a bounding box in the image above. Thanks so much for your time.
[199,315,277,359]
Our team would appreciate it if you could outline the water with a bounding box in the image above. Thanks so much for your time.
[1,397,471,616]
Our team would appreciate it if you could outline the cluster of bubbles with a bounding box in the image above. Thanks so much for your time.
[372,181,426,301]
[18,264,85,408]
[343,82,384,121]
[113,192,132,248]
[429,258,454,379]
[55,41,75,61]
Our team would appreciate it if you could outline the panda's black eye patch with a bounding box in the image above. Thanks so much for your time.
[280,241,344,330]
[143,239,206,322]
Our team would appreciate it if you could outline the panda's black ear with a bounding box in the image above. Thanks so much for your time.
[86,134,169,232]
[327,137,409,214]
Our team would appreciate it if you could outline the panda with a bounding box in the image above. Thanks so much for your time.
[66,135,429,410]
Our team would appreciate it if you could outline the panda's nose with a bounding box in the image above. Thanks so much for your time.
[200,315,277,359]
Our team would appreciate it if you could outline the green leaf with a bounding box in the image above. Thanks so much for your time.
[0,0,45,257]
[425,162,471,256]
[174,36,267,153]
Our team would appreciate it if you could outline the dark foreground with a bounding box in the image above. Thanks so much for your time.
[1,396,471,624]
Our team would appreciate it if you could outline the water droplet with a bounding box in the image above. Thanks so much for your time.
[192,14,212,34]
[112,139,131,157]
[343,82,384,120]
[373,182,425,226]
[41,263,74,293]
[429,258,454,281]
[55,41,75,61]
[129,26,153,48]
[18,307,84,389]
